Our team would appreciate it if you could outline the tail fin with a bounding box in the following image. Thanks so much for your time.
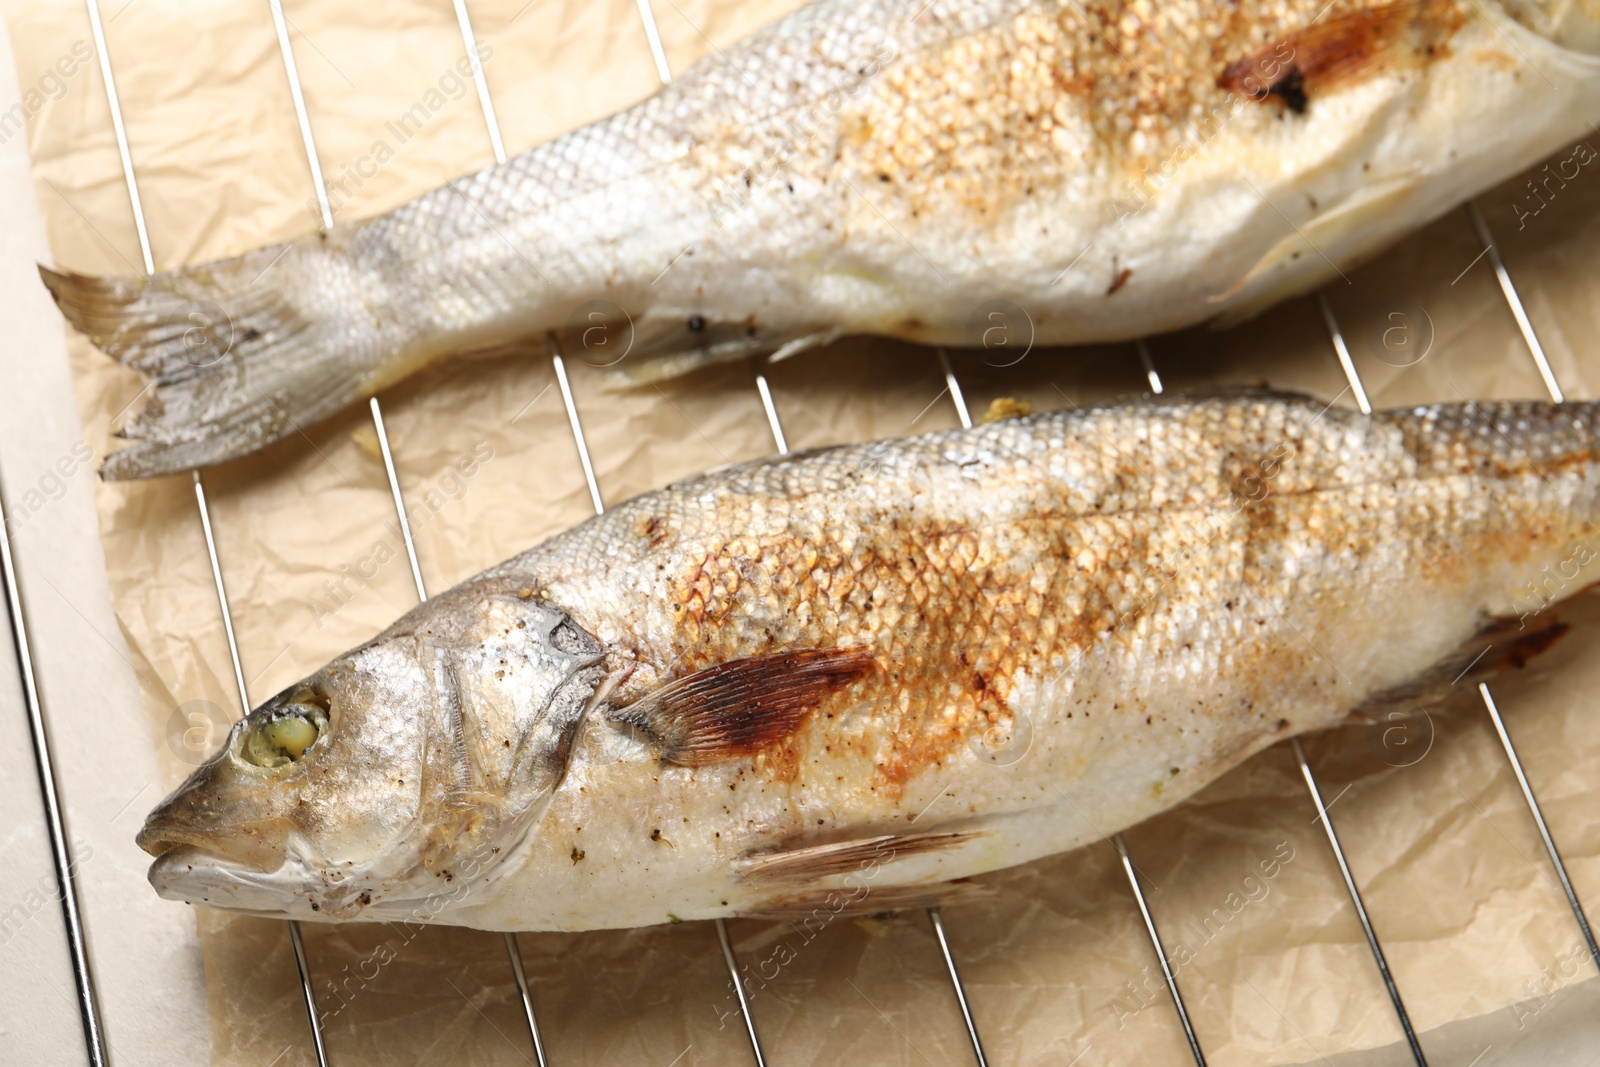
[41,240,378,480]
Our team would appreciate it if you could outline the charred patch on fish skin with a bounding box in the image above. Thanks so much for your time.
[633,513,670,550]
[1267,69,1309,114]
[827,0,1465,226]
[1219,0,1467,113]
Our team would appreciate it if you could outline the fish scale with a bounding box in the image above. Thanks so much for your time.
[137,394,1600,930]
[42,0,1600,476]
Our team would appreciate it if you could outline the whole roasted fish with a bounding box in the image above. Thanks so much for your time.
[43,0,1600,478]
[137,392,1598,931]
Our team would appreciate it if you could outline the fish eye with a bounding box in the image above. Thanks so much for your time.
[243,695,329,768]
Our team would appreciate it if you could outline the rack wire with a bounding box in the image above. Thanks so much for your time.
[1123,303,1431,1067]
[81,2,338,1063]
[5,2,1597,1065]
[1,459,109,1067]
[1304,203,1600,1057]
[1454,205,1599,974]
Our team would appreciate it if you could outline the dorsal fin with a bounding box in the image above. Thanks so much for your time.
[605,646,876,765]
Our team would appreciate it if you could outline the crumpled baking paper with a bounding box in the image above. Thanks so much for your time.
[3,0,1599,1063]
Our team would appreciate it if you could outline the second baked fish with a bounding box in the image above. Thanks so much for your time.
[44,0,1600,477]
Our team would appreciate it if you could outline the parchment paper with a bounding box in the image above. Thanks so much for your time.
[3,0,1600,1064]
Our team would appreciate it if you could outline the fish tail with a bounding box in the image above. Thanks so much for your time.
[41,239,384,480]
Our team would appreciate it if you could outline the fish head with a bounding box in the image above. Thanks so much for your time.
[137,584,608,921]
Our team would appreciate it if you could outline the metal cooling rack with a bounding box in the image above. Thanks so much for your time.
[8,1,1600,1064]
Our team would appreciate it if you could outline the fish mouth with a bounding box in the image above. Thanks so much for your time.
[145,826,445,921]
[141,818,311,916]
[146,845,309,916]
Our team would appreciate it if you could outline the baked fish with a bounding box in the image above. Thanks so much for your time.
[137,392,1597,930]
[43,0,1600,479]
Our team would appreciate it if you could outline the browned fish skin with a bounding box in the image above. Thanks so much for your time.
[140,394,1600,929]
[512,393,1597,797]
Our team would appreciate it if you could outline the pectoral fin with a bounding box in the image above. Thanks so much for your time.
[741,879,993,920]
[617,318,842,383]
[766,327,846,363]
[1209,173,1425,326]
[606,646,876,765]
[736,831,982,886]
